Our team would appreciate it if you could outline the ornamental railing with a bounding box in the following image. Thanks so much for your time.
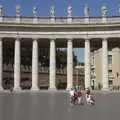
[0,16,120,24]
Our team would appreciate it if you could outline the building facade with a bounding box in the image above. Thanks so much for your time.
[0,4,120,91]
[91,47,120,90]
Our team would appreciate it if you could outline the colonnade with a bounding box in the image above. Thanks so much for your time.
[0,37,109,91]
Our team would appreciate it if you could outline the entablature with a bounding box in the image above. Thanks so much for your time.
[0,31,120,40]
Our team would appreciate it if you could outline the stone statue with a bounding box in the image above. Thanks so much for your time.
[101,5,107,17]
[0,4,3,16]
[84,4,89,17]
[16,4,20,17]
[67,5,72,17]
[50,5,55,17]
[118,4,120,15]
[33,6,37,17]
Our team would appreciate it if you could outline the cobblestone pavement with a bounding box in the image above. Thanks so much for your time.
[0,92,120,120]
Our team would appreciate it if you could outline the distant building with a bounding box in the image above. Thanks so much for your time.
[91,48,120,90]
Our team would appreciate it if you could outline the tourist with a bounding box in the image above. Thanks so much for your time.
[85,88,95,105]
[77,87,84,104]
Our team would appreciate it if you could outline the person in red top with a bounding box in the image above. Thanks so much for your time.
[77,89,82,97]
[74,89,78,101]
[77,87,84,105]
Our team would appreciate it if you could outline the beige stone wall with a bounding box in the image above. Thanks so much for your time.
[112,48,120,87]
[94,49,102,88]
[92,47,120,89]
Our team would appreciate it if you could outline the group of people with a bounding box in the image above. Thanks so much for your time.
[69,86,95,105]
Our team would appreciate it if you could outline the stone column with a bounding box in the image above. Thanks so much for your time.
[49,39,56,90]
[66,39,73,90]
[85,39,91,89]
[14,38,21,91]
[0,38,3,91]
[102,38,108,90]
[31,39,39,91]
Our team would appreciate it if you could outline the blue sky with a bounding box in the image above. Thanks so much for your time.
[1,0,119,16]
[1,0,119,62]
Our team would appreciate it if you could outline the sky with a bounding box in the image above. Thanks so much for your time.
[1,0,120,62]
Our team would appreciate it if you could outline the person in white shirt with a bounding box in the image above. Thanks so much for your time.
[85,88,95,105]
[69,87,75,104]
[69,88,74,97]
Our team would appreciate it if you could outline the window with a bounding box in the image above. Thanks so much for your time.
[108,70,112,73]
[108,70,112,75]
[108,55,112,64]
[91,56,95,65]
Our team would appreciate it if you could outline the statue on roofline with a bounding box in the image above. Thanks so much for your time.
[16,4,20,17]
[33,6,37,17]
[67,5,72,17]
[101,4,107,17]
[84,4,89,17]
[50,5,55,17]
[0,4,3,16]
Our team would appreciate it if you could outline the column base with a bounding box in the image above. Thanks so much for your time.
[31,87,39,92]
[102,87,109,92]
[13,87,21,92]
[0,87,3,92]
[66,87,71,91]
[66,84,73,91]
[48,87,57,92]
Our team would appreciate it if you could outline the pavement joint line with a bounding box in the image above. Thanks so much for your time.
[0,90,120,94]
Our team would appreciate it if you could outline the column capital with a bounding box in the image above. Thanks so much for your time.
[32,38,38,41]
[14,33,21,40]
[67,39,73,41]
[15,37,21,41]
[49,37,57,40]
[85,38,91,41]
[84,35,91,40]
[50,38,56,40]
[49,39,56,44]
[102,37,108,40]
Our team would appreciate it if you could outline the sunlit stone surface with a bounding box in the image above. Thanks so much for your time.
[0,92,120,120]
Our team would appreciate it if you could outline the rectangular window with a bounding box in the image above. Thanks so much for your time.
[91,56,95,65]
[108,55,112,64]
[108,70,112,76]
